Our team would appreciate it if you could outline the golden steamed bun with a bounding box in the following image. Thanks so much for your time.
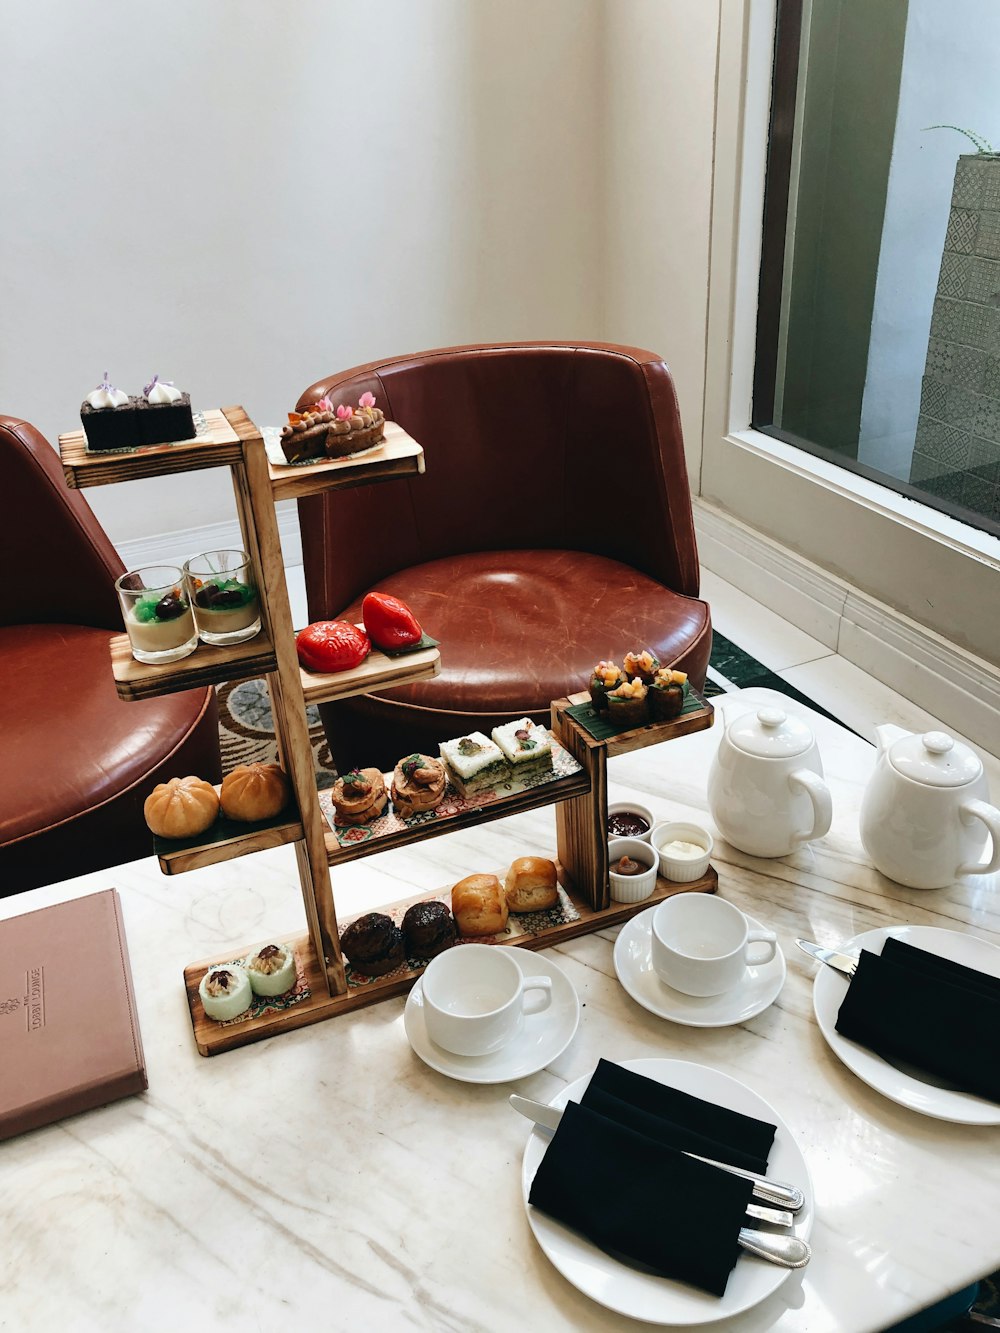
[220,763,291,822]
[144,776,219,839]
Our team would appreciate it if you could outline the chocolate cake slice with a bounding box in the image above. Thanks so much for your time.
[80,373,140,450]
[137,378,195,445]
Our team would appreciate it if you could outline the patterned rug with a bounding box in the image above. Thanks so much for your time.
[216,677,338,788]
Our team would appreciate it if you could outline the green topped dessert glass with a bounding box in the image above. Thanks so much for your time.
[116,565,198,664]
[184,550,262,646]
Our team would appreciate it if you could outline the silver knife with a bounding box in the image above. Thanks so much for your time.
[510,1094,806,1213]
[511,1095,810,1270]
[796,939,859,978]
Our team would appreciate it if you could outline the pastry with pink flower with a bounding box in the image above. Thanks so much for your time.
[279,392,385,463]
[325,391,386,459]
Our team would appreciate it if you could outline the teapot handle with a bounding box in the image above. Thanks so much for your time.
[957,800,1000,877]
[788,769,833,845]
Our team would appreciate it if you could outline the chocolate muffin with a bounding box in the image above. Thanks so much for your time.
[402,900,457,960]
[339,912,406,977]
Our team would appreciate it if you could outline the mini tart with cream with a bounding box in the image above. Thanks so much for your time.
[607,676,649,728]
[391,753,447,819]
[649,667,688,721]
[330,767,388,825]
[280,392,386,463]
[244,943,297,996]
[199,964,253,1021]
[589,660,624,713]
[490,718,553,774]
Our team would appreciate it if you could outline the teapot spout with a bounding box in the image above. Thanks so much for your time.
[874,723,910,755]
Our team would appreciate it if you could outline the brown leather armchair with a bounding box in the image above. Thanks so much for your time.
[0,415,221,896]
[296,342,711,773]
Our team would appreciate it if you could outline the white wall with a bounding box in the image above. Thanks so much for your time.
[601,1,721,478]
[0,0,603,544]
[859,0,1000,475]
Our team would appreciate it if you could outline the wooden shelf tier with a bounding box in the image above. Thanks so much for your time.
[552,689,715,912]
[110,629,277,702]
[298,640,441,706]
[154,808,305,876]
[184,862,718,1055]
[60,408,245,488]
[324,763,593,866]
[268,422,425,501]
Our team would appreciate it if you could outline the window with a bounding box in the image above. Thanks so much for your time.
[754,0,1000,537]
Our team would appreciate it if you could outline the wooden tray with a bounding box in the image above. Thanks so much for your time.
[183,861,717,1056]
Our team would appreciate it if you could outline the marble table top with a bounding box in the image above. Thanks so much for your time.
[4,687,999,1332]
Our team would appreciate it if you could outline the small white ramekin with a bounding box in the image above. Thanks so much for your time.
[650,821,713,882]
[608,836,659,903]
[607,801,655,844]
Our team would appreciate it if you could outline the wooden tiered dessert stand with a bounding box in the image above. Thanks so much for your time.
[60,408,715,1055]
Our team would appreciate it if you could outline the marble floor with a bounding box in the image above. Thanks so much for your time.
[284,562,1000,792]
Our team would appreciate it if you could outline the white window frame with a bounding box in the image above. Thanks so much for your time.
[701,0,1000,668]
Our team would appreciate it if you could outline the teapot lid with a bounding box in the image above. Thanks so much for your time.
[727,706,814,759]
[887,730,982,787]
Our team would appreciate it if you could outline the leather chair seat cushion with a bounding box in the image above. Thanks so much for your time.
[0,623,217,847]
[340,549,711,722]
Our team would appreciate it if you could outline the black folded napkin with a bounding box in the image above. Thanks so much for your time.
[528,1101,754,1297]
[834,941,1000,1103]
[583,1058,776,1174]
[527,1061,781,1296]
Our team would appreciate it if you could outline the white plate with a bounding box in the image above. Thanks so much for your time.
[614,907,787,1027]
[521,1059,813,1325]
[404,950,579,1084]
[813,924,1000,1125]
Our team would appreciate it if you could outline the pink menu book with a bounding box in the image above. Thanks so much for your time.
[0,888,147,1140]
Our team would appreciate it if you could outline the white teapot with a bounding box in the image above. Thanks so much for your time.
[859,724,1000,890]
[707,704,833,857]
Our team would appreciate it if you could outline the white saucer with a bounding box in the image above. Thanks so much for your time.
[613,905,786,1027]
[521,1058,814,1325]
[813,924,1000,1125]
[404,950,580,1083]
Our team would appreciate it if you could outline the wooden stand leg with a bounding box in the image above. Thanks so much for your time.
[227,419,347,997]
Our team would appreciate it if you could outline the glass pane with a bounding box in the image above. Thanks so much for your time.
[757,0,1000,536]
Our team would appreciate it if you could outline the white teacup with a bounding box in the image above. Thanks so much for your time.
[421,944,553,1056]
[651,895,778,997]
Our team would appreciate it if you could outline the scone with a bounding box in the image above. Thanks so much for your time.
[391,753,447,819]
[504,856,559,912]
[330,767,388,825]
[339,912,406,977]
[451,873,509,937]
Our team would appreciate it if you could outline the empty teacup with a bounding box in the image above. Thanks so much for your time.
[421,944,552,1056]
[651,895,777,997]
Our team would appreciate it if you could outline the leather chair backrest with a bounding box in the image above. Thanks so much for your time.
[296,342,699,620]
[0,416,124,629]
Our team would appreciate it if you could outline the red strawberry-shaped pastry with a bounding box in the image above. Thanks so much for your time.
[296,620,371,673]
[362,592,423,651]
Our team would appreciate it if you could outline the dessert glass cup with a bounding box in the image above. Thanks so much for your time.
[184,549,261,646]
[116,565,198,664]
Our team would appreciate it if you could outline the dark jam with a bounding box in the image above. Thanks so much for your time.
[608,811,650,839]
